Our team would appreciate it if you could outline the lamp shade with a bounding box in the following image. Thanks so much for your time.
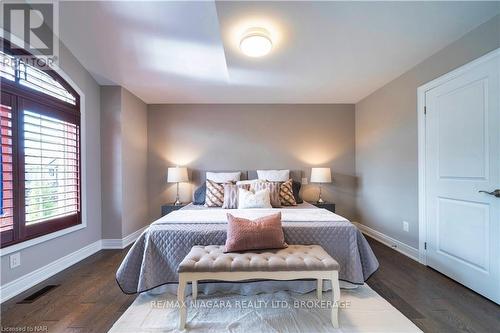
[310,167,332,183]
[167,167,189,183]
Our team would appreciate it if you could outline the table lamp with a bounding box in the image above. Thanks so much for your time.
[310,167,332,204]
[167,167,189,205]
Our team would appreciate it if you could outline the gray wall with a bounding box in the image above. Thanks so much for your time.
[147,104,356,221]
[1,42,102,285]
[121,89,149,237]
[355,15,500,248]
[100,87,149,239]
[100,86,123,239]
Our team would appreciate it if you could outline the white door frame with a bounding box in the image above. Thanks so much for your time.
[417,48,500,266]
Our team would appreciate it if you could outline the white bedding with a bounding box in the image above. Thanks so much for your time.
[154,206,349,224]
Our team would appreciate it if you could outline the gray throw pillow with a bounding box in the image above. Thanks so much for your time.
[193,184,206,205]
[292,180,303,204]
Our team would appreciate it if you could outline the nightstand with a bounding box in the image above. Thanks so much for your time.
[310,202,335,213]
[161,203,188,216]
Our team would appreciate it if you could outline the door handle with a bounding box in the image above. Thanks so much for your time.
[478,189,500,198]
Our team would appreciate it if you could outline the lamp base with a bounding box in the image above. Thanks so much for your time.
[174,183,182,205]
[317,184,325,204]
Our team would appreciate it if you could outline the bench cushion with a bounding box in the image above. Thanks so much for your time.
[178,245,339,273]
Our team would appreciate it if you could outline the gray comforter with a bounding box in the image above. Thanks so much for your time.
[116,207,379,294]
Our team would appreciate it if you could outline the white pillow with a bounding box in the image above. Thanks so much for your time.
[206,171,241,183]
[238,188,272,209]
[236,179,265,186]
[257,169,290,182]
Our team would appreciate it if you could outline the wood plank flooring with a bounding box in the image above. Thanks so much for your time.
[0,249,135,333]
[1,237,499,332]
[365,238,500,333]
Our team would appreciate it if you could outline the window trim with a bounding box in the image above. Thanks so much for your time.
[1,38,84,250]
[0,223,86,256]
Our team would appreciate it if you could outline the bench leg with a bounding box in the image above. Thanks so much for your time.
[192,280,198,300]
[316,279,323,300]
[177,274,187,329]
[330,270,340,328]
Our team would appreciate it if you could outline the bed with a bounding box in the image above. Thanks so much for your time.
[116,170,379,295]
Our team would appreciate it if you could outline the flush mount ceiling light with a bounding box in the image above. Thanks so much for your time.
[239,27,273,57]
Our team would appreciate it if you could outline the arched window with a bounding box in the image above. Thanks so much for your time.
[1,39,81,247]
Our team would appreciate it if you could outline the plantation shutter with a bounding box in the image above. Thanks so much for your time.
[22,103,80,227]
[0,99,14,237]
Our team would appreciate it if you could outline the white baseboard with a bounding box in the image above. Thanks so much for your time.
[100,238,122,249]
[1,225,148,303]
[353,222,421,263]
[0,240,102,303]
[101,226,148,249]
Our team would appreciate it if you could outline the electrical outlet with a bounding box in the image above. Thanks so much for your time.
[301,177,308,185]
[10,252,21,268]
[403,221,409,232]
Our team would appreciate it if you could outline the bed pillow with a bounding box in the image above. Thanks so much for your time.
[206,171,241,183]
[256,169,290,182]
[205,179,226,207]
[292,180,303,204]
[280,179,297,206]
[222,183,250,209]
[238,188,272,209]
[236,179,264,186]
[193,184,206,205]
[225,212,287,252]
[250,181,282,208]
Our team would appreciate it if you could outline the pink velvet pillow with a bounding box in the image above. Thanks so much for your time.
[225,212,287,252]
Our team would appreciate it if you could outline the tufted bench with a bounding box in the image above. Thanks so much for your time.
[177,244,340,329]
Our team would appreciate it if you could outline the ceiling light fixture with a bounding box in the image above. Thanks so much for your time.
[239,27,273,57]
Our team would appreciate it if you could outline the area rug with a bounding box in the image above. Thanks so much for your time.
[109,284,422,333]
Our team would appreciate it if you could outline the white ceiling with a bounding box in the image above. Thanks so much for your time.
[59,1,500,104]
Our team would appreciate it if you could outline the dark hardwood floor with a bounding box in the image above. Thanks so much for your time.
[1,237,499,332]
[0,249,135,333]
[365,238,500,333]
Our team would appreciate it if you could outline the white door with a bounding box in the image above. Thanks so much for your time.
[425,51,500,304]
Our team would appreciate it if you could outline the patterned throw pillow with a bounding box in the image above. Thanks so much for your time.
[250,181,282,208]
[222,183,250,209]
[280,179,297,206]
[205,179,225,207]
